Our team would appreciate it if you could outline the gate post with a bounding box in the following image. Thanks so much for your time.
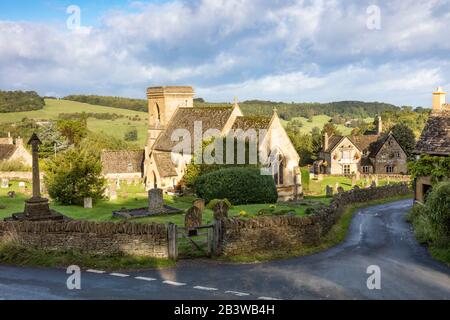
[168,223,178,260]
[212,219,223,257]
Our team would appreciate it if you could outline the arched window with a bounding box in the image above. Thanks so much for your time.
[272,152,284,186]
[153,103,161,127]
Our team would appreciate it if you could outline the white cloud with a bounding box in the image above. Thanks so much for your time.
[0,0,449,106]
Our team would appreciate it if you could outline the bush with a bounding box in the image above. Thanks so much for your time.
[44,149,105,205]
[301,168,310,191]
[0,160,31,172]
[194,168,278,205]
[124,128,138,142]
[425,182,450,244]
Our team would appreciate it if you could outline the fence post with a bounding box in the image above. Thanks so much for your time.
[168,223,178,260]
[212,219,223,257]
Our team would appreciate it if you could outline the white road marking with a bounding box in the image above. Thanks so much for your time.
[135,276,157,281]
[193,286,218,291]
[163,280,186,286]
[86,269,106,274]
[225,290,250,297]
[110,273,130,278]
[258,296,281,300]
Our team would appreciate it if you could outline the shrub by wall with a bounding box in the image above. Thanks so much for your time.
[194,167,278,205]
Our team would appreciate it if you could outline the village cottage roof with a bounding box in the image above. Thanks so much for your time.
[101,150,145,174]
[153,107,235,153]
[0,144,17,161]
[153,152,178,177]
[414,110,450,156]
[325,135,380,153]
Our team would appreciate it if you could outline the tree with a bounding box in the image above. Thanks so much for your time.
[322,123,342,137]
[56,119,87,146]
[124,128,138,141]
[44,148,105,205]
[390,123,416,159]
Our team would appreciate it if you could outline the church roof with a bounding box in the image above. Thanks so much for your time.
[232,116,272,131]
[414,110,450,156]
[153,107,234,153]
[0,144,16,161]
[101,150,144,174]
[153,152,178,177]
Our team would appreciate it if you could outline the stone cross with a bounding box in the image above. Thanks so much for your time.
[28,133,42,199]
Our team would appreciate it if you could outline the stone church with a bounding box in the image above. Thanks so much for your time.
[143,86,301,201]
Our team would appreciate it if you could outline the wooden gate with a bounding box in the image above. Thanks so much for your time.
[168,221,222,260]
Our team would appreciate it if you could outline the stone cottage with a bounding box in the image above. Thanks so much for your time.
[314,117,408,175]
[0,133,32,167]
[413,87,450,202]
[144,86,301,201]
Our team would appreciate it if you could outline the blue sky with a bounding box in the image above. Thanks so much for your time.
[1,0,450,106]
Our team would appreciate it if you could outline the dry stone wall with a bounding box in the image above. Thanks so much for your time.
[221,184,411,256]
[0,220,168,258]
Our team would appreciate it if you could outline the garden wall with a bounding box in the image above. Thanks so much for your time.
[221,184,412,256]
[0,220,168,258]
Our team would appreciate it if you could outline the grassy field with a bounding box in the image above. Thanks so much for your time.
[0,181,331,226]
[0,99,149,145]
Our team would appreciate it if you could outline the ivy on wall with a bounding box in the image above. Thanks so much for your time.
[408,155,450,183]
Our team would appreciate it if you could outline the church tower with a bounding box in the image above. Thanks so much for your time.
[146,86,194,150]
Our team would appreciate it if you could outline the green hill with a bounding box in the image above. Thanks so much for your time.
[0,99,149,146]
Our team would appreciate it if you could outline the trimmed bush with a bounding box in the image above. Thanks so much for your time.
[206,199,233,210]
[194,167,278,205]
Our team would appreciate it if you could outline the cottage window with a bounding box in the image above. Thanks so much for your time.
[343,165,351,175]
[341,150,351,160]
[362,166,370,173]
[396,152,401,158]
[386,166,394,173]
[363,150,368,156]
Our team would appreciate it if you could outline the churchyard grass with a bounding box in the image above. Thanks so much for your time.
[0,181,331,226]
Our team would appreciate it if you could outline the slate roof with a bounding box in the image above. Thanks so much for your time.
[324,135,344,152]
[153,107,234,153]
[0,144,16,161]
[231,116,272,131]
[414,110,450,156]
[101,150,145,174]
[153,152,178,177]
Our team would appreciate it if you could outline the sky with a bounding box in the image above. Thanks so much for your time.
[0,0,449,107]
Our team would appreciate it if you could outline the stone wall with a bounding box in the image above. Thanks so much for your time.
[221,184,411,256]
[0,172,35,181]
[0,220,168,258]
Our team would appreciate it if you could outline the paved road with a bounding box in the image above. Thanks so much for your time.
[1,199,449,300]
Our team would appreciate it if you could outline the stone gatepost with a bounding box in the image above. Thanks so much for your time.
[185,206,202,237]
[192,199,205,213]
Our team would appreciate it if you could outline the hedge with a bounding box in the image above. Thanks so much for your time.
[194,167,278,205]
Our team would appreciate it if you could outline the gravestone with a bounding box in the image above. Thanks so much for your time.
[109,183,117,201]
[192,199,205,213]
[116,178,121,190]
[334,182,339,193]
[7,191,16,198]
[19,182,26,188]
[148,188,164,213]
[84,197,93,209]
[1,179,9,189]
[326,185,333,197]
[371,180,377,188]
[213,200,229,220]
[337,186,344,193]
[317,174,323,181]
[185,206,202,236]
[353,185,360,190]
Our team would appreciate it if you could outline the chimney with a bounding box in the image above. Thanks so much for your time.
[323,132,329,151]
[432,86,446,110]
[376,115,382,135]
[15,136,24,147]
